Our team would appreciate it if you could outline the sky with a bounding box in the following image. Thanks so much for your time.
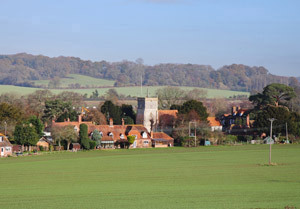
[0,0,299,76]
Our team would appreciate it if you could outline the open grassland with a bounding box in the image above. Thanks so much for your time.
[32,74,115,87]
[0,85,249,98]
[0,145,299,209]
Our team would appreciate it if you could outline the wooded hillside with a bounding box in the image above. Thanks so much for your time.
[0,53,298,91]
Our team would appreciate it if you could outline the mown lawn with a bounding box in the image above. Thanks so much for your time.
[0,145,299,209]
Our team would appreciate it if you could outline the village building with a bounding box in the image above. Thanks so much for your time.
[0,133,12,157]
[51,116,171,149]
[151,132,174,148]
[220,106,251,134]
[51,96,175,149]
[70,143,81,151]
[207,117,222,132]
[157,109,178,135]
[37,137,50,151]
[87,118,152,149]
[136,97,158,132]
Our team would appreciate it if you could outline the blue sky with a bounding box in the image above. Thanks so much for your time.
[0,0,299,76]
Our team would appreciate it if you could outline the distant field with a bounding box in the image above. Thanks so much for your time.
[33,74,115,87]
[0,145,299,209]
[0,85,249,98]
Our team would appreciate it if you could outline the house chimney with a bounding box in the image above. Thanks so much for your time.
[122,118,125,126]
[232,106,237,115]
[109,118,113,127]
[78,114,82,123]
[246,114,250,127]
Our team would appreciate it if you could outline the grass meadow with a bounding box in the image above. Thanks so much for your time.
[0,85,249,98]
[33,74,115,88]
[0,145,299,209]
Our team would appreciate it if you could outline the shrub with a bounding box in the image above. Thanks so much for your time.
[81,137,90,150]
[89,140,97,149]
[39,146,44,151]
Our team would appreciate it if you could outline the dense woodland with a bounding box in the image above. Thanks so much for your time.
[0,53,299,92]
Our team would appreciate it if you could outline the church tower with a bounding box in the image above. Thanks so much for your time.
[136,97,158,132]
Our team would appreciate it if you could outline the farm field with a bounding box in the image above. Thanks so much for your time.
[32,74,115,88]
[0,85,249,98]
[0,145,299,209]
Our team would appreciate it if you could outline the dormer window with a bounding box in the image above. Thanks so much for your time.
[120,134,124,139]
[99,132,103,137]
[109,132,114,137]
[142,132,148,139]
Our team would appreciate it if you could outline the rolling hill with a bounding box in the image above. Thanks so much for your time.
[0,53,299,92]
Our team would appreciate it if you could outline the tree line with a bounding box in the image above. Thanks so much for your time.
[0,53,299,92]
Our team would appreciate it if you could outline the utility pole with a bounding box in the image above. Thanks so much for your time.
[268,118,276,165]
[286,122,289,143]
[4,121,7,136]
[189,121,197,147]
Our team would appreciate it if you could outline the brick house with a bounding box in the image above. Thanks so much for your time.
[220,106,251,134]
[0,133,12,157]
[52,116,174,149]
[151,132,174,148]
[88,118,152,149]
[37,137,50,151]
[207,117,222,132]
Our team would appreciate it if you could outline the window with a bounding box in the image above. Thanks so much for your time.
[0,136,3,142]
[109,132,114,137]
[142,132,148,139]
[99,132,103,137]
[120,134,124,139]
[143,141,149,144]
[5,147,11,151]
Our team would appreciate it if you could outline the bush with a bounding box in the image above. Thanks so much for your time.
[81,137,90,150]
[39,146,44,151]
[225,135,238,144]
[89,140,97,149]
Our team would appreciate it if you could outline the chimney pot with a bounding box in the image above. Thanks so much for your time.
[232,106,237,115]
[109,118,113,127]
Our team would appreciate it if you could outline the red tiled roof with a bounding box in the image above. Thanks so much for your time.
[0,133,12,147]
[53,121,151,142]
[158,110,178,118]
[152,132,173,140]
[52,121,93,128]
[207,117,221,127]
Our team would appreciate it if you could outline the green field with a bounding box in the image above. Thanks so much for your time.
[0,85,249,98]
[33,74,115,87]
[0,145,299,209]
